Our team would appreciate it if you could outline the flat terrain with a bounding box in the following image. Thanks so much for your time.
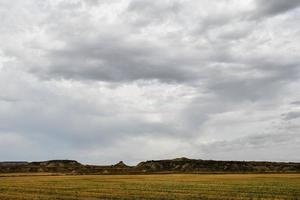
[0,174,299,199]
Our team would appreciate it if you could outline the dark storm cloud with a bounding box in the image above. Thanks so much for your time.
[34,34,199,83]
[22,0,251,84]
[16,0,298,86]
[20,0,204,83]
[24,0,299,87]
[254,0,300,17]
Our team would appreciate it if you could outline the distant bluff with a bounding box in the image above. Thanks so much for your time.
[1,158,300,174]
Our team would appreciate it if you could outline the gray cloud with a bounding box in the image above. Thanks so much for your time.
[33,35,200,83]
[291,101,300,105]
[283,111,300,120]
[0,0,300,163]
[199,132,300,162]
[0,96,19,103]
[127,0,182,26]
[254,0,300,17]
[204,133,298,151]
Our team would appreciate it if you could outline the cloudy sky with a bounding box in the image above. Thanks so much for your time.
[0,0,299,165]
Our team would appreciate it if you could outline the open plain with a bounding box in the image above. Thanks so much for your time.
[0,174,299,200]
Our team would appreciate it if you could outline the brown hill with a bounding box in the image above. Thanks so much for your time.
[113,161,128,168]
[136,158,300,173]
[1,158,299,174]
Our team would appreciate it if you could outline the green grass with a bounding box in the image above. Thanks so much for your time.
[0,174,299,199]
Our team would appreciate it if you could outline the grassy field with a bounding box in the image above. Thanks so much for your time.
[0,174,299,200]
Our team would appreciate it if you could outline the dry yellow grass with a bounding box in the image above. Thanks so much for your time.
[0,174,299,199]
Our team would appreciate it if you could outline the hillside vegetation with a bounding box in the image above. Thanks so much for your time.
[1,158,299,174]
